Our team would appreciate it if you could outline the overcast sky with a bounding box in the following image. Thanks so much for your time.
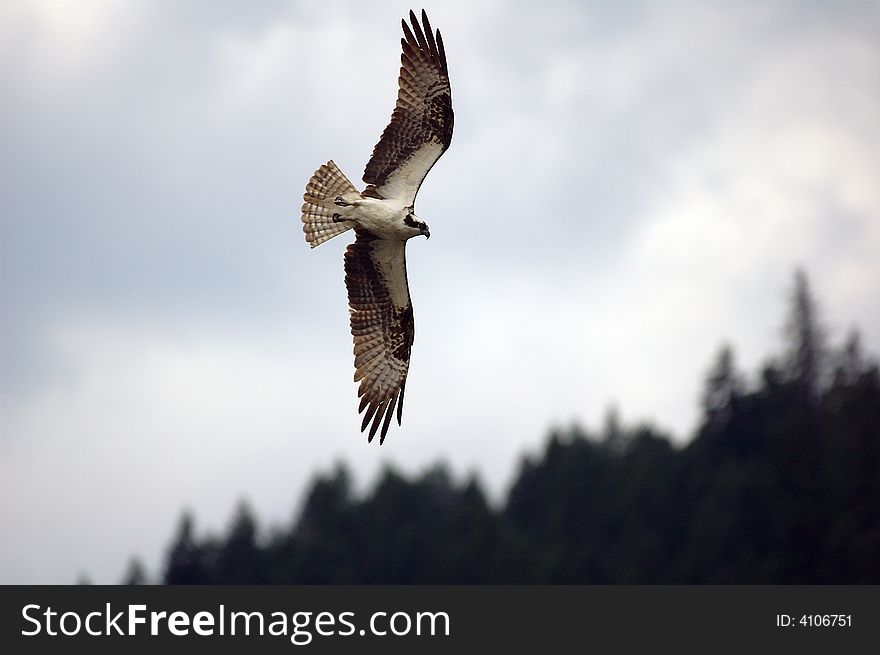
[2,0,879,584]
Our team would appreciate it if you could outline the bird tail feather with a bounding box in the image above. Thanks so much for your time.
[301,160,359,248]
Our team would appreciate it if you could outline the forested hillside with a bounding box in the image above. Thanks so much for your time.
[122,272,879,584]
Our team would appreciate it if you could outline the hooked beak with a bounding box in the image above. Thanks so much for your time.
[422,227,431,239]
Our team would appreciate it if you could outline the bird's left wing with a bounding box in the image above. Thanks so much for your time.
[344,229,415,443]
[362,9,453,204]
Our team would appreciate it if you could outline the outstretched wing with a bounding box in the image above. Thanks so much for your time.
[362,9,453,204]
[344,229,415,443]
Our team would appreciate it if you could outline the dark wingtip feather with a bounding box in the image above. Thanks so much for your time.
[436,30,447,72]
[396,383,406,425]
[401,17,416,47]
[421,10,437,54]
[408,9,428,51]
[379,390,400,445]
[368,399,388,441]
[361,400,379,432]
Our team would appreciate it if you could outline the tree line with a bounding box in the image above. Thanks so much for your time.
[121,270,879,584]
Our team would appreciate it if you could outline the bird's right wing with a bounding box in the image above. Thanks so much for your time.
[344,229,415,443]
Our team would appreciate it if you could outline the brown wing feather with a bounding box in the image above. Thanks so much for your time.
[362,9,454,203]
[344,229,414,443]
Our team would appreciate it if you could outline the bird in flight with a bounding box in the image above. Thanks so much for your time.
[301,10,454,444]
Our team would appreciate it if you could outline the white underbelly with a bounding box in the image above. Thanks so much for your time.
[352,198,410,239]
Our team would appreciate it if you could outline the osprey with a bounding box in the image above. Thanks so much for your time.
[301,10,453,444]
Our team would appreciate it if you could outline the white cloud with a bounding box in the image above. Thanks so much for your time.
[603,22,880,424]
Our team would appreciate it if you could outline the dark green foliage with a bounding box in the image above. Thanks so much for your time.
[140,271,879,584]
[122,558,148,585]
[215,501,265,584]
[782,269,827,401]
[261,463,503,584]
[163,512,212,585]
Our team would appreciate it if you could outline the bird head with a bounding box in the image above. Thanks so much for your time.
[405,211,430,239]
